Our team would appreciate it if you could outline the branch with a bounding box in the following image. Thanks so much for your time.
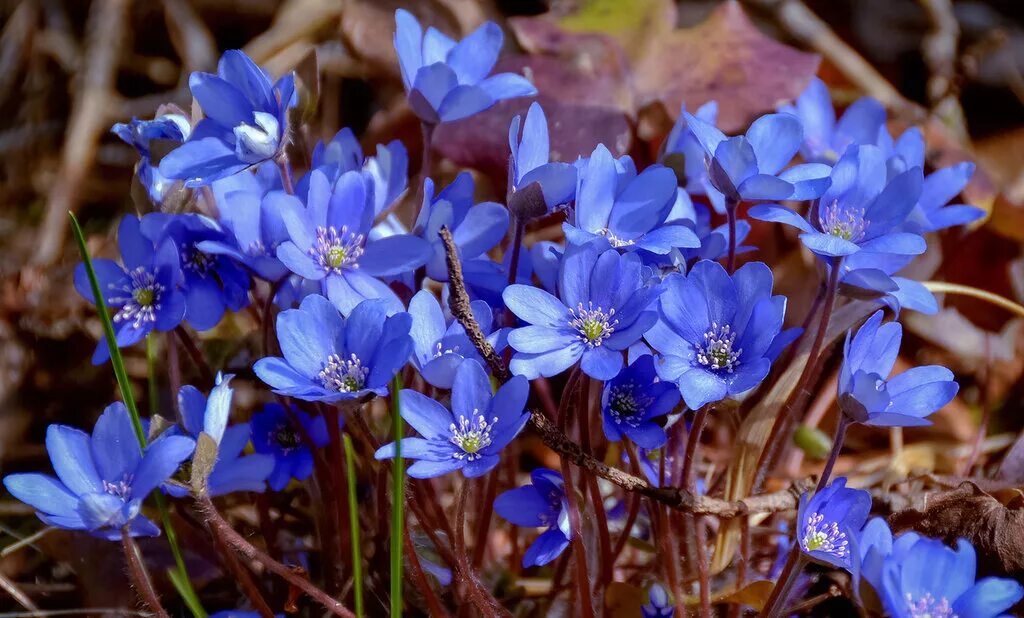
[439,226,809,518]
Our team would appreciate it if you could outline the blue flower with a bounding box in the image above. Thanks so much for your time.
[112,110,191,205]
[274,168,431,315]
[877,535,1023,618]
[853,516,894,600]
[780,77,887,163]
[302,127,408,216]
[642,583,674,618]
[250,403,329,491]
[565,144,699,255]
[140,213,251,331]
[374,359,529,478]
[684,111,831,203]
[160,50,295,186]
[666,193,752,263]
[2,403,195,540]
[839,252,938,315]
[408,290,500,389]
[494,468,571,567]
[169,375,274,496]
[507,102,577,216]
[644,260,787,409]
[74,215,186,364]
[749,145,926,259]
[254,295,413,403]
[504,243,660,380]
[663,101,722,209]
[393,9,536,125]
[795,477,871,570]
[838,310,958,427]
[600,355,679,449]
[905,161,985,233]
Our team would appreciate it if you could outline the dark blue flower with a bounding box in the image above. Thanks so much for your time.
[274,169,431,315]
[507,102,577,214]
[838,310,958,427]
[374,359,529,478]
[684,111,831,203]
[112,110,191,205]
[302,127,408,216]
[74,215,186,364]
[160,50,295,186]
[644,260,787,409]
[566,144,699,255]
[504,243,660,380]
[641,583,674,618]
[250,404,329,491]
[780,77,887,164]
[170,375,274,496]
[394,9,536,125]
[749,145,926,259]
[795,477,871,570]
[601,355,679,449]
[494,468,571,567]
[408,290,500,389]
[140,213,251,331]
[254,295,413,403]
[2,403,195,540]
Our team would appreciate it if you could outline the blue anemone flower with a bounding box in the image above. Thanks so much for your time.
[503,243,661,380]
[494,468,571,567]
[780,77,887,164]
[274,169,431,315]
[796,477,871,570]
[254,295,413,403]
[565,144,699,255]
[301,128,408,216]
[642,583,675,618]
[2,403,195,540]
[905,161,985,233]
[408,290,500,389]
[684,111,831,203]
[250,404,329,491]
[112,111,191,205]
[140,213,251,331]
[663,101,722,209]
[160,50,295,186]
[644,260,787,409]
[601,355,680,449]
[749,145,926,259]
[838,310,958,427]
[169,376,274,496]
[374,359,529,478]
[394,9,536,125]
[507,102,577,216]
[74,215,186,364]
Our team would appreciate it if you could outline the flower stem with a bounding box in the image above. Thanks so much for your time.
[174,325,214,386]
[815,415,850,493]
[558,456,595,617]
[342,434,364,618]
[208,515,275,618]
[759,544,808,618]
[262,276,289,357]
[417,122,435,207]
[725,197,740,272]
[470,469,499,568]
[121,528,170,618]
[277,156,295,194]
[145,333,159,417]
[506,217,526,289]
[389,374,404,616]
[681,405,710,495]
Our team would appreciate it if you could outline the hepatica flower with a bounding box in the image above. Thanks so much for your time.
[684,111,831,203]
[749,145,926,260]
[507,102,577,217]
[375,360,529,478]
[796,477,871,570]
[408,290,499,389]
[112,110,191,205]
[780,77,886,163]
[565,144,699,255]
[74,215,185,364]
[642,583,674,618]
[494,468,571,567]
[838,310,958,427]
[904,160,985,234]
[160,50,295,186]
[301,127,408,216]
[601,355,680,449]
[644,260,787,409]
[504,244,660,380]
[275,168,431,315]
[394,9,536,125]
[3,403,195,539]
[254,295,413,403]
[663,101,721,208]
[251,404,329,491]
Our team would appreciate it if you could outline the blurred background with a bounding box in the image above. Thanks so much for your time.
[1,0,1023,613]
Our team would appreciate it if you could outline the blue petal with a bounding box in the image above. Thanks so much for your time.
[745,113,802,175]
[3,473,80,518]
[446,21,502,84]
[737,174,794,201]
[503,284,568,328]
[131,435,195,498]
[360,234,432,277]
[494,486,549,527]
[399,390,452,440]
[779,163,832,200]
[581,345,623,380]
[509,326,574,354]
[477,73,537,101]
[452,202,509,258]
[799,232,862,257]
[452,359,492,420]
[91,403,142,483]
[438,85,495,122]
[394,9,423,89]
[510,344,583,379]
[46,425,103,496]
[678,368,729,409]
[523,528,571,567]
[515,102,550,182]
[407,457,465,479]
[953,578,1024,618]
[189,73,252,127]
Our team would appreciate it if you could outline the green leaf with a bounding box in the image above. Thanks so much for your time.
[344,433,364,618]
[390,374,404,616]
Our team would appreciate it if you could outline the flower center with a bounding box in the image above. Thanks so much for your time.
[608,383,653,427]
[697,322,742,373]
[182,243,215,276]
[111,267,164,328]
[905,593,957,618]
[233,111,280,163]
[318,353,369,393]
[310,226,365,274]
[818,201,867,242]
[450,410,498,461]
[597,228,635,248]
[568,302,618,347]
[800,512,848,558]
[274,422,301,452]
[433,341,460,358]
[103,474,133,500]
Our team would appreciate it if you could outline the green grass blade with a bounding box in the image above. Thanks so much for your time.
[390,374,404,616]
[146,333,159,418]
[343,434,364,618]
[69,212,207,618]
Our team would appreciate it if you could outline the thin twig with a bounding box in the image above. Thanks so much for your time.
[121,529,171,618]
[0,572,41,617]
